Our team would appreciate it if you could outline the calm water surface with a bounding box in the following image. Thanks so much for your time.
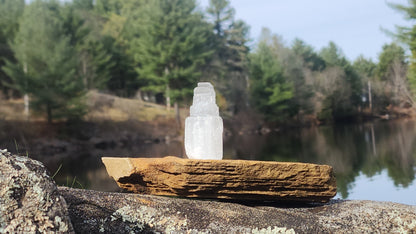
[2,120,415,205]
[226,120,416,205]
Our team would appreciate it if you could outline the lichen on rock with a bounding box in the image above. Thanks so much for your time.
[0,149,74,233]
[60,186,416,233]
[1,148,415,233]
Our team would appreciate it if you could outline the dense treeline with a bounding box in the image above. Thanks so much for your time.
[0,0,415,124]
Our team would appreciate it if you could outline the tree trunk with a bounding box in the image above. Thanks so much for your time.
[82,56,88,89]
[24,94,29,121]
[166,85,171,111]
[174,102,181,129]
[23,62,29,121]
[368,80,372,112]
[165,67,171,110]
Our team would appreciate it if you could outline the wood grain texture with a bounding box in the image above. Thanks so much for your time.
[102,156,337,203]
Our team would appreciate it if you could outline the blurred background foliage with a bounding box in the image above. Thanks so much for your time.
[0,0,416,124]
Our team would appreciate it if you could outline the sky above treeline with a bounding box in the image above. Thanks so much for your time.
[199,0,411,62]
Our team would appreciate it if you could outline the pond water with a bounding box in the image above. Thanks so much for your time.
[224,120,416,205]
[1,119,415,205]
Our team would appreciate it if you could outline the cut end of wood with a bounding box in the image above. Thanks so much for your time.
[102,156,337,203]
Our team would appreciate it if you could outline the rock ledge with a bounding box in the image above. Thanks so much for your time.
[102,156,337,203]
[1,151,415,233]
[60,187,416,233]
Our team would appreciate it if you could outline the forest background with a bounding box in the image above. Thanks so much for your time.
[1,0,416,126]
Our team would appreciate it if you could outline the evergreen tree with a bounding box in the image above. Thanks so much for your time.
[353,55,376,79]
[319,42,362,119]
[319,42,346,67]
[95,0,142,97]
[259,33,315,119]
[376,43,406,80]
[132,0,213,106]
[353,55,377,110]
[292,38,325,71]
[275,38,316,117]
[61,1,114,90]
[376,43,411,106]
[389,1,416,104]
[222,19,250,113]
[206,0,250,113]
[249,38,294,121]
[95,0,122,15]
[3,0,85,123]
[206,0,234,37]
[0,0,25,98]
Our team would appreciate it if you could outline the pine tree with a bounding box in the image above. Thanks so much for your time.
[132,0,212,107]
[206,0,250,113]
[61,1,114,91]
[319,42,362,119]
[292,38,325,72]
[3,0,85,123]
[207,0,234,37]
[93,0,141,97]
[389,1,416,104]
[376,43,411,106]
[376,43,406,81]
[249,38,294,121]
[0,0,25,98]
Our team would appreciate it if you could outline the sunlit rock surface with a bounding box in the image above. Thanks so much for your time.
[102,156,337,203]
[1,150,415,233]
[0,150,73,233]
[60,187,416,233]
[185,82,223,159]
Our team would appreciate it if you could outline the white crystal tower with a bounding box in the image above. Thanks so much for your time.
[185,82,223,160]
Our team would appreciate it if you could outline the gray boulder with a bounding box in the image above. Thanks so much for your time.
[1,149,416,233]
[0,149,74,233]
[59,187,416,233]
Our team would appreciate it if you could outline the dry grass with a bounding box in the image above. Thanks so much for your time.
[0,91,184,123]
[0,99,27,121]
[84,91,176,122]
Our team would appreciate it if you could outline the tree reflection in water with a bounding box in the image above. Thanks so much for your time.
[1,120,415,203]
[225,120,416,199]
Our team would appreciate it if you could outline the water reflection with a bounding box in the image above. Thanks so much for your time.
[1,120,415,204]
[338,169,416,204]
[226,120,416,201]
[48,140,184,192]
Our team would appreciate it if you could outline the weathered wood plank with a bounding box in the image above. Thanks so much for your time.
[102,156,337,203]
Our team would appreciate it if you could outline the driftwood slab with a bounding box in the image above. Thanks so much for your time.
[102,156,337,203]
